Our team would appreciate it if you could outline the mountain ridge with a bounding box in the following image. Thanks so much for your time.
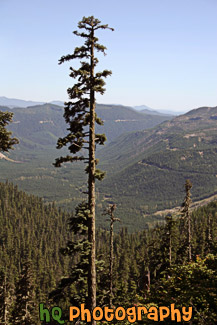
[0,102,172,146]
[1,96,178,116]
[96,106,217,229]
[134,104,184,116]
[1,103,216,230]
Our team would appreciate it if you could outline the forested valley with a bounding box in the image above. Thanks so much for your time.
[0,181,217,324]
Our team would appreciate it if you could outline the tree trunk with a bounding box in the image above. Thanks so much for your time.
[169,232,172,266]
[187,209,191,262]
[3,275,7,325]
[207,213,212,253]
[109,219,114,308]
[88,21,96,325]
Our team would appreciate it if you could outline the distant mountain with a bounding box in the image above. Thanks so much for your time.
[0,96,45,108]
[157,109,185,115]
[0,97,182,116]
[95,104,172,142]
[0,96,66,108]
[0,102,172,213]
[97,106,217,229]
[0,103,172,148]
[1,102,217,230]
[134,105,184,116]
[0,103,66,148]
[140,108,173,116]
[134,105,154,111]
[49,100,64,106]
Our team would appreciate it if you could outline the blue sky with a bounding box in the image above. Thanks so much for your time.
[1,0,217,111]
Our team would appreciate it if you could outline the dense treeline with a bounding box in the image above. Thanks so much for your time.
[0,181,72,324]
[1,181,217,323]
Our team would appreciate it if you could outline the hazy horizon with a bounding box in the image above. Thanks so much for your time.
[0,95,198,114]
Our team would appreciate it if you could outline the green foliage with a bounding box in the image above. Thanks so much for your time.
[0,103,170,148]
[0,268,14,324]
[0,104,172,230]
[11,261,37,324]
[149,255,217,324]
[1,106,217,231]
[1,181,217,323]
[0,181,70,304]
[50,202,91,307]
[54,16,113,170]
[97,107,217,230]
[0,110,19,152]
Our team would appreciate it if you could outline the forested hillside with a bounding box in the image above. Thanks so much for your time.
[1,106,217,231]
[0,103,172,222]
[0,181,71,323]
[98,106,217,229]
[1,181,217,323]
[0,103,171,148]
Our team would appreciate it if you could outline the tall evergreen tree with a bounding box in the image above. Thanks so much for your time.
[54,16,113,321]
[104,204,120,307]
[11,260,37,324]
[0,268,13,325]
[206,213,213,254]
[181,179,193,261]
[0,111,19,152]
[163,214,178,267]
[50,202,90,309]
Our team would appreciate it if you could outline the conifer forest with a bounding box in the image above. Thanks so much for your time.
[1,15,217,325]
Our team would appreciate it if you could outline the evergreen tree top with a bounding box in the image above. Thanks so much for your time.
[59,16,114,64]
[0,111,19,152]
[54,16,113,169]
